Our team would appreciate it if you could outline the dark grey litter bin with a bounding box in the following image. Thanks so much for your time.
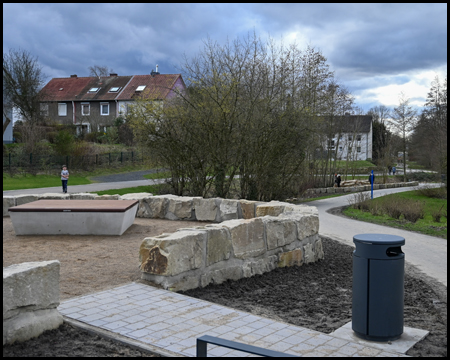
[352,234,405,341]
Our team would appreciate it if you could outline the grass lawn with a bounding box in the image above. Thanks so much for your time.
[91,184,165,196]
[343,190,447,239]
[3,163,157,191]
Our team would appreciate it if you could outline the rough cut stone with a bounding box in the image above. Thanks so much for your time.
[262,216,284,250]
[200,266,242,287]
[145,196,168,218]
[220,218,266,259]
[314,239,324,260]
[303,243,315,264]
[119,193,153,218]
[69,193,97,200]
[255,201,287,217]
[278,249,303,267]
[279,211,319,241]
[238,200,258,219]
[326,187,335,194]
[15,194,39,206]
[3,261,63,345]
[218,199,239,221]
[166,196,195,220]
[140,230,205,276]
[205,227,232,266]
[193,198,218,221]
[93,194,120,200]
[3,196,15,217]
[38,193,70,200]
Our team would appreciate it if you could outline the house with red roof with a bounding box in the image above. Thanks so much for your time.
[39,70,186,133]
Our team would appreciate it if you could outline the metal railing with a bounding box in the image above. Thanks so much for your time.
[196,335,298,357]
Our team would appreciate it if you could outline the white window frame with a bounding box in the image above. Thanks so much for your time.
[58,103,67,116]
[81,102,90,116]
[357,146,361,153]
[100,102,110,116]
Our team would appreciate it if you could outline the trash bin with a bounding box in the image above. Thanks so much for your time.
[352,233,405,341]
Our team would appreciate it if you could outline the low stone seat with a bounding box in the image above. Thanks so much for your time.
[8,200,138,235]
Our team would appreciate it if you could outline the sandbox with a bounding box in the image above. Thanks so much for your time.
[8,200,138,236]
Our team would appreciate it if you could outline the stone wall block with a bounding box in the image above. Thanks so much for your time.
[278,249,303,267]
[303,243,315,264]
[166,196,195,220]
[120,193,153,218]
[38,193,70,200]
[255,201,286,217]
[69,193,97,200]
[3,260,63,345]
[93,194,120,200]
[145,196,168,219]
[15,195,39,206]
[218,199,239,222]
[200,266,243,288]
[239,200,259,219]
[140,230,205,276]
[220,218,265,259]
[314,238,324,261]
[194,198,218,221]
[326,187,335,194]
[206,227,232,266]
[3,196,15,217]
[262,217,284,250]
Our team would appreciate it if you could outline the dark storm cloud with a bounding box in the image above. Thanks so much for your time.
[3,3,446,110]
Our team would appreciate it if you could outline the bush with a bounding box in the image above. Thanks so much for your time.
[402,201,425,223]
[406,172,441,183]
[431,205,446,223]
[384,199,403,220]
[54,130,75,155]
[415,185,447,200]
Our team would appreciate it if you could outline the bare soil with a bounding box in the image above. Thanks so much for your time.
[3,217,447,357]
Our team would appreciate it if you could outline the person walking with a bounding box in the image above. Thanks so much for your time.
[61,165,69,193]
[392,166,396,176]
[334,173,338,187]
[336,174,341,187]
[388,165,392,175]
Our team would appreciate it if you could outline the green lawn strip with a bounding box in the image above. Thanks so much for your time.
[296,193,347,203]
[342,190,447,239]
[3,173,92,190]
[3,163,158,190]
[90,184,164,196]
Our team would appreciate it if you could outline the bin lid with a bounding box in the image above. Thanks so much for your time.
[353,233,405,246]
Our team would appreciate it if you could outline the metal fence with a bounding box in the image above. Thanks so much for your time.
[3,151,144,170]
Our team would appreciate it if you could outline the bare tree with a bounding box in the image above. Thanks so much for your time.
[3,48,47,134]
[391,93,417,181]
[88,65,114,78]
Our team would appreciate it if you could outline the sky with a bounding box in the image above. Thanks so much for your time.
[3,3,447,113]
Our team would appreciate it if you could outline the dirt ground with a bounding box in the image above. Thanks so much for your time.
[3,217,447,357]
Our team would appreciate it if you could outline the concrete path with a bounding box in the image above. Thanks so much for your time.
[58,282,408,357]
[3,178,165,196]
[305,184,447,287]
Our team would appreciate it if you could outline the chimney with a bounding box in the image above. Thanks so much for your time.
[110,73,118,77]
[70,74,77,78]
[156,64,159,73]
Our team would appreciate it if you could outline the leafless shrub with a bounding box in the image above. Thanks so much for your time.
[431,205,445,223]
[402,201,425,223]
[347,192,371,209]
[383,197,403,220]
[415,185,447,200]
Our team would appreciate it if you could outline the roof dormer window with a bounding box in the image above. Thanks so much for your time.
[88,87,99,93]
[108,87,121,93]
[136,85,146,91]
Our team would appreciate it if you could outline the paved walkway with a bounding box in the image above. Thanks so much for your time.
[58,282,407,357]
[305,184,447,287]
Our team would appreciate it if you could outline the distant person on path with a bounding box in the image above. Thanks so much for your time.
[388,165,392,175]
[392,166,396,175]
[336,174,341,187]
[61,165,69,193]
[334,173,338,187]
